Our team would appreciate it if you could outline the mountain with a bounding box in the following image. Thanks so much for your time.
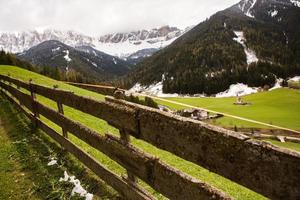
[96,26,188,58]
[17,40,131,82]
[0,26,186,62]
[123,0,300,95]
[126,48,159,65]
[0,29,94,53]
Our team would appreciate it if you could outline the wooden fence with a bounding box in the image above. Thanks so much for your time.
[0,74,300,200]
[66,82,125,96]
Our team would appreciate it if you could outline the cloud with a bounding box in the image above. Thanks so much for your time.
[0,0,239,36]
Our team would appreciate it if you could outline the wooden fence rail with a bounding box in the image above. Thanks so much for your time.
[1,74,300,200]
[66,81,125,96]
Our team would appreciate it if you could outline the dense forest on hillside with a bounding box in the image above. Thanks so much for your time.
[119,2,300,95]
[0,50,88,83]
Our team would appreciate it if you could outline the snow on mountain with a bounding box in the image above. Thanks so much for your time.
[0,26,186,59]
[63,50,72,62]
[0,29,94,53]
[95,26,184,58]
[237,0,300,18]
[290,0,300,7]
[94,36,177,58]
[233,31,258,65]
[239,0,257,18]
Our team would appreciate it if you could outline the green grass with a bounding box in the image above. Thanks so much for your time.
[0,114,40,200]
[0,65,269,199]
[0,95,117,199]
[0,66,105,101]
[154,88,300,130]
[265,139,300,152]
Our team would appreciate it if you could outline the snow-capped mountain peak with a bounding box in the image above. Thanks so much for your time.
[94,25,187,58]
[0,25,186,59]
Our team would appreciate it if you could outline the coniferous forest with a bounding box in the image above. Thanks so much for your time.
[119,3,300,95]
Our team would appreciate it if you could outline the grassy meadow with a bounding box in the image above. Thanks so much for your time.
[153,88,300,131]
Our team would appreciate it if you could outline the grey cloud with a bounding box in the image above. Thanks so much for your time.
[0,0,239,36]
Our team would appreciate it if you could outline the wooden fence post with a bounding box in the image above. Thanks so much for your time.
[54,85,68,138]
[29,79,40,119]
[119,129,137,185]
[7,74,11,85]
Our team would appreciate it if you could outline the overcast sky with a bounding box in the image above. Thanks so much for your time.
[1,0,239,36]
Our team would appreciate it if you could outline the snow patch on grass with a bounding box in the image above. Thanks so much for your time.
[47,159,57,166]
[59,171,93,200]
[46,157,93,200]
[129,82,179,97]
[270,78,283,91]
[216,83,258,98]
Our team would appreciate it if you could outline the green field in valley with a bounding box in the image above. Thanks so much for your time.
[153,88,300,131]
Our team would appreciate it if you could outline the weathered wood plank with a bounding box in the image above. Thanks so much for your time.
[56,101,68,138]
[66,82,124,96]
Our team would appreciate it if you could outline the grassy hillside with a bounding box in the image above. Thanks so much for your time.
[153,88,300,131]
[0,65,267,200]
[0,92,115,199]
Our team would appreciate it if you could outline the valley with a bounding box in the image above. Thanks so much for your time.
[154,88,300,131]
